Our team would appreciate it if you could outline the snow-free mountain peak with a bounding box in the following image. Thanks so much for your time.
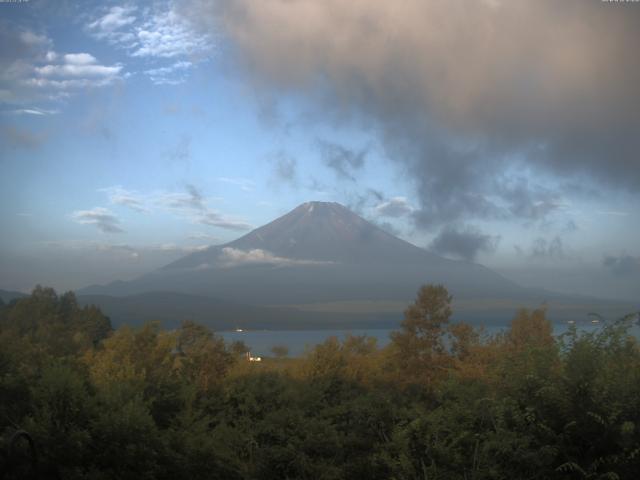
[79,201,525,304]
[165,201,443,269]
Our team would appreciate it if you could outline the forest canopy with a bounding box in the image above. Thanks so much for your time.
[1,285,639,479]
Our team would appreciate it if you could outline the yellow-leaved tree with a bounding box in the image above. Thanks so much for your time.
[390,284,453,387]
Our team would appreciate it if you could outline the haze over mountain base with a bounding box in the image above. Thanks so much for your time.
[76,202,635,329]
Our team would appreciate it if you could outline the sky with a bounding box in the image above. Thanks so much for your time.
[0,0,639,301]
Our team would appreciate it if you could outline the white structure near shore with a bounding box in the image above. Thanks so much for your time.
[246,352,262,362]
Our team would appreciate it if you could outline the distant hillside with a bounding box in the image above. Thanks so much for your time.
[0,289,28,303]
[80,202,523,302]
[77,291,398,330]
[78,201,637,327]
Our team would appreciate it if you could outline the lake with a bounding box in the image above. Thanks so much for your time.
[220,321,640,357]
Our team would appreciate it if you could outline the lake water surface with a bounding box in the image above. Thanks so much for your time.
[220,322,640,357]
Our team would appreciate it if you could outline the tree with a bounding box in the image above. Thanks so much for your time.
[0,286,111,359]
[175,320,233,393]
[390,284,453,386]
[271,345,289,358]
[25,364,91,477]
[447,322,479,361]
[507,307,554,350]
[231,340,250,356]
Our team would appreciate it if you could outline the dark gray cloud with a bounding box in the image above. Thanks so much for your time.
[0,22,48,65]
[603,255,640,277]
[530,236,565,260]
[168,184,252,231]
[161,184,252,231]
[515,236,568,261]
[305,177,330,195]
[0,21,50,105]
[187,232,220,242]
[317,140,366,181]
[339,187,405,232]
[342,188,386,216]
[199,211,252,231]
[91,243,140,261]
[165,134,191,164]
[271,151,297,185]
[372,220,401,237]
[186,0,640,228]
[497,177,562,222]
[429,225,499,262]
[98,184,252,231]
[71,207,124,234]
[185,184,205,209]
[163,184,206,211]
[563,220,579,234]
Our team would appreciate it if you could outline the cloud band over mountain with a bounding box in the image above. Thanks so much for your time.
[185,0,640,229]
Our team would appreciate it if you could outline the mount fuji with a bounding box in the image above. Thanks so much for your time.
[78,202,632,328]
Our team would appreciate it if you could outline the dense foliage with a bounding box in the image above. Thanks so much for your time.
[1,285,639,479]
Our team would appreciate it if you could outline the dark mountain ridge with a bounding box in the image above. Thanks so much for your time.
[166,201,448,268]
[0,289,28,304]
[80,201,522,302]
[77,201,635,327]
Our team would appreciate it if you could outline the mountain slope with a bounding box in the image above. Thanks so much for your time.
[80,201,523,304]
[166,201,446,268]
[76,201,638,325]
[0,289,28,303]
[77,291,397,330]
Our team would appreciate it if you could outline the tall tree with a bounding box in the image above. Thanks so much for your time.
[390,284,453,386]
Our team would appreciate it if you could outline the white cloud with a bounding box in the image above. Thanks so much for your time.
[18,31,48,47]
[375,197,414,217]
[99,184,253,232]
[63,53,98,65]
[71,207,124,234]
[597,210,629,217]
[133,9,211,59]
[86,5,138,42]
[0,26,124,108]
[144,60,192,85]
[217,177,256,192]
[8,107,59,116]
[100,186,149,213]
[33,51,121,81]
[25,77,121,90]
[86,3,213,84]
[157,243,209,253]
[218,247,331,268]
[35,63,122,78]
[95,243,140,260]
